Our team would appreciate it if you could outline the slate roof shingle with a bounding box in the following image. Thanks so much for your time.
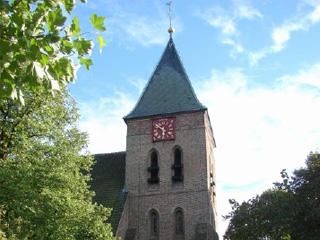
[124,38,206,120]
[89,152,127,235]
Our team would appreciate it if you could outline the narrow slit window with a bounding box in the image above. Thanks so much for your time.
[175,208,184,236]
[150,210,159,238]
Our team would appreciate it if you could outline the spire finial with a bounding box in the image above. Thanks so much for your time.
[166,1,175,38]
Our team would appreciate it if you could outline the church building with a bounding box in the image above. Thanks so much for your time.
[90,30,218,240]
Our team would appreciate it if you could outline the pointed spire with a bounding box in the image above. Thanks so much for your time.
[124,38,206,121]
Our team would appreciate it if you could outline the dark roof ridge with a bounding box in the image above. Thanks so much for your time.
[94,151,126,156]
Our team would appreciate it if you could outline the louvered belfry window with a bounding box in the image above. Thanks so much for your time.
[148,151,159,184]
[172,148,183,182]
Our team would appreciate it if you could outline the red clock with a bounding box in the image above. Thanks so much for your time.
[152,118,175,142]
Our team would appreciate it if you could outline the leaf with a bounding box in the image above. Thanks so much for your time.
[73,38,92,56]
[61,39,73,54]
[40,53,49,66]
[70,15,81,37]
[12,12,23,28]
[50,79,60,90]
[47,8,67,32]
[97,35,106,53]
[89,13,106,32]
[79,57,92,71]
[18,90,25,105]
[52,57,71,82]
[10,87,17,100]
[44,45,54,55]
[61,0,75,14]
[32,62,46,79]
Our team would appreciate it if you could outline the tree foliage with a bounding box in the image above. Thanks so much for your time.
[0,90,116,239]
[224,152,320,240]
[0,0,106,103]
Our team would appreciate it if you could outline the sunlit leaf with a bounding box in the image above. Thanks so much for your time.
[97,35,106,53]
[73,38,92,56]
[47,8,66,32]
[70,15,81,36]
[79,57,93,70]
[89,13,106,32]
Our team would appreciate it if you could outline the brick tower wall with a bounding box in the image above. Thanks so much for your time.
[124,110,217,240]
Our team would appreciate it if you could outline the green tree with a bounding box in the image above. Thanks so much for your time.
[0,0,106,103]
[224,152,320,240]
[0,90,116,239]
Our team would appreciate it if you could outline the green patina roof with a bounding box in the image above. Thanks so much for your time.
[124,38,206,120]
[89,152,127,235]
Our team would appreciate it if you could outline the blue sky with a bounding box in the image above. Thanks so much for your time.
[69,0,320,236]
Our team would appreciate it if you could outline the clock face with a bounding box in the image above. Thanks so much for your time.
[152,117,175,142]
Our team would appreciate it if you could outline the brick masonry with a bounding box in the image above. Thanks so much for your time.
[123,110,218,240]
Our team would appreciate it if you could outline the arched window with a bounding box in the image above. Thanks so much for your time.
[175,208,184,236]
[150,210,159,238]
[172,148,183,182]
[148,151,159,184]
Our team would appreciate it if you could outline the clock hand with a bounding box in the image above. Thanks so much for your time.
[155,124,165,131]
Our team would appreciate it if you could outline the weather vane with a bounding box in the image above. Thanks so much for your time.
[166,1,174,37]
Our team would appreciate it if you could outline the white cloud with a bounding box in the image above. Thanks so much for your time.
[249,19,306,65]
[113,12,183,48]
[195,64,320,236]
[120,15,170,47]
[248,48,269,66]
[271,22,304,52]
[200,7,237,36]
[199,1,319,66]
[222,38,244,57]
[309,4,320,22]
[279,63,320,89]
[77,92,135,154]
[271,27,291,52]
[232,0,263,20]
[198,2,261,58]
[198,7,243,57]
[201,1,262,34]
[250,2,320,65]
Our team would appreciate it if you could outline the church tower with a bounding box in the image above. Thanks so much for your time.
[123,35,218,240]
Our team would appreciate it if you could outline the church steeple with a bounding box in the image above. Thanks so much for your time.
[122,6,218,238]
[124,38,206,120]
